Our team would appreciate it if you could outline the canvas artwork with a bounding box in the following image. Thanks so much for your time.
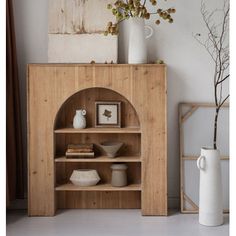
[48,0,118,63]
[99,105,118,124]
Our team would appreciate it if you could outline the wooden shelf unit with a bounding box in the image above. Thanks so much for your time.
[28,64,167,216]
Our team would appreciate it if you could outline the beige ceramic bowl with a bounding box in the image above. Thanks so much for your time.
[100,141,124,158]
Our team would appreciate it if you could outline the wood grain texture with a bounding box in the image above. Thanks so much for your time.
[132,66,167,215]
[57,191,141,209]
[182,155,229,160]
[28,64,167,216]
[54,128,141,133]
[55,183,141,191]
[55,156,141,163]
[179,103,184,213]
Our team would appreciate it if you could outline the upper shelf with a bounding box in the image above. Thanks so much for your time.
[54,127,141,134]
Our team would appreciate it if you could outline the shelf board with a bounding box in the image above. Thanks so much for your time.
[55,183,141,191]
[55,156,142,163]
[30,63,166,67]
[54,127,141,134]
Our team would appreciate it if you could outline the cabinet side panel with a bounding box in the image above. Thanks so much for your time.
[132,66,167,215]
[28,66,56,216]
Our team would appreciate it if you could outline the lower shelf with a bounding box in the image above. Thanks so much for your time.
[55,183,141,191]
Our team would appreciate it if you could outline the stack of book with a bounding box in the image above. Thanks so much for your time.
[66,144,94,158]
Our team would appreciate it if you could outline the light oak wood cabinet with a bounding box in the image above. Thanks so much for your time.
[27,64,167,216]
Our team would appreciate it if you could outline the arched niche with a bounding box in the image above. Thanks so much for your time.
[54,87,140,130]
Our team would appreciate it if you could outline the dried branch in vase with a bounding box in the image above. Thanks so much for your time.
[194,0,229,149]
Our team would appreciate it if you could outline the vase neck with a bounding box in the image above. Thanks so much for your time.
[129,17,145,25]
[201,147,220,157]
[76,110,82,114]
[201,146,220,152]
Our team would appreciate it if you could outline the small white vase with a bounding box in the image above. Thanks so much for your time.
[73,109,86,129]
[128,17,153,64]
[197,147,223,226]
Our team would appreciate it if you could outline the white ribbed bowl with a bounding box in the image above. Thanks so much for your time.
[70,169,100,186]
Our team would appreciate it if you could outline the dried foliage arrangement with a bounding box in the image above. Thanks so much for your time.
[194,0,229,149]
[105,0,176,35]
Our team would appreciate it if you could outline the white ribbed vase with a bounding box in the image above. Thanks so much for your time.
[197,147,223,226]
[73,109,86,129]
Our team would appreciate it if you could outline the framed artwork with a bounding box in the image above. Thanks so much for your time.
[95,101,121,127]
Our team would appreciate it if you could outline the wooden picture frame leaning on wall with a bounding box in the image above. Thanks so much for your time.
[179,102,229,213]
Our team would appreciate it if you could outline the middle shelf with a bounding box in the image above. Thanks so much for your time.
[55,156,142,163]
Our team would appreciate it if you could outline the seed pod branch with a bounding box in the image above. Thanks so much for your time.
[105,0,176,35]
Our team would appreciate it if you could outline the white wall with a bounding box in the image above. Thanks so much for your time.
[13,0,49,194]
[13,0,229,207]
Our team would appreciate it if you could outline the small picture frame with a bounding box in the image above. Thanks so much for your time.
[95,101,121,127]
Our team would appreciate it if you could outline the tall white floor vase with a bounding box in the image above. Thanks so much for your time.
[128,17,153,64]
[197,147,223,226]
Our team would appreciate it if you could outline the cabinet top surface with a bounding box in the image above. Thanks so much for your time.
[28,63,166,67]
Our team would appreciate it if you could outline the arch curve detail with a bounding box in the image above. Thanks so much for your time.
[54,87,140,130]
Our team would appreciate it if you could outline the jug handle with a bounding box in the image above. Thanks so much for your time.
[197,155,205,170]
[82,109,86,115]
[145,25,153,39]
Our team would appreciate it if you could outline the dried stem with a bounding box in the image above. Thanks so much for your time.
[194,0,229,149]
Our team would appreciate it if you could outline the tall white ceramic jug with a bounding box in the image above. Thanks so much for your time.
[197,147,223,226]
[73,109,86,129]
[128,17,153,64]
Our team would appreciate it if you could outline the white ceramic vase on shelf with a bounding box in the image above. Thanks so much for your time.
[73,109,86,129]
[197,147,223,226]
[128,17,153,64]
